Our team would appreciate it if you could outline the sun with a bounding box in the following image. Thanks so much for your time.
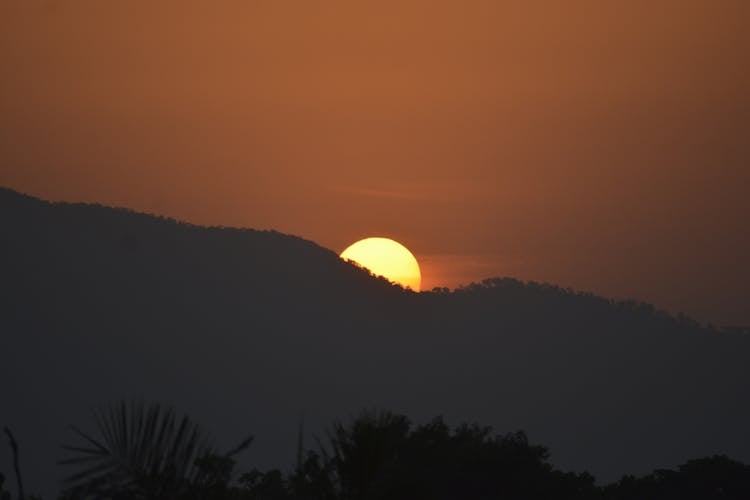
[340,237,422,291]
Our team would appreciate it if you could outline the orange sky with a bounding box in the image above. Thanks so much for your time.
[2,1,749,325]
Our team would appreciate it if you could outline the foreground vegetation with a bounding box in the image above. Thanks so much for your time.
[3,402,750,499]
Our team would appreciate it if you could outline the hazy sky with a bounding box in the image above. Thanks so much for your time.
[2,1,749,325]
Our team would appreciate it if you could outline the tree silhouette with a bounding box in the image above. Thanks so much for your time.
[291,411,600,500]
[378,418,599,500]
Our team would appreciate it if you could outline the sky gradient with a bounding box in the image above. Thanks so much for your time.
[2,1,749,325]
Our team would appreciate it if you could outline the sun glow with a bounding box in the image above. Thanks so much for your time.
[340,237,422,291]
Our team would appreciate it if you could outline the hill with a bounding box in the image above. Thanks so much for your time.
[1,187,749,497]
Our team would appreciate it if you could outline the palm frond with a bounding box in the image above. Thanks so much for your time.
[59,401,213,495]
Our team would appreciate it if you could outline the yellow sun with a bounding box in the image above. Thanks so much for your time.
[340,237,421,291]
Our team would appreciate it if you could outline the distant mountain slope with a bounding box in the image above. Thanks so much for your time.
[2,187,749,498]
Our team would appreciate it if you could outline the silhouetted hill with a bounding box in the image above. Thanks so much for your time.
[2,187,749,498]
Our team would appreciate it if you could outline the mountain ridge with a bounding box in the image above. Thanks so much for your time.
[0,186,721,321]
[2,186,749,497]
